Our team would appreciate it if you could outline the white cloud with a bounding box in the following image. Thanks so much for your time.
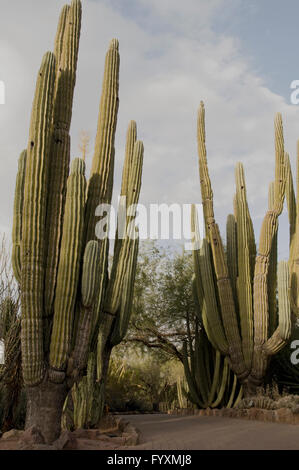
[0,0,298,258]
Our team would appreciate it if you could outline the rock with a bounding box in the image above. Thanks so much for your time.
[75,438,112,450]
[18,442,55,451]
[86,429,103,440]
[21,426,45,444]
[223,408,233,418]
[97,434,112,442]
[53,430,77,450]
[116,417,129,432]
[247,408,260,421]
[73,428,105,440]
[122,432,139,446]
[72,428,90,439]
[265,410,275,422]
[275,408,293,424]
[238,409,248,419]
[99,415,120,433]
[2,429,24,440]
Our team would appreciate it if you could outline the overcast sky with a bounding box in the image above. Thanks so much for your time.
[1,0,299,258]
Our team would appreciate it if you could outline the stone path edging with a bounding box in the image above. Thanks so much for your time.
[168,407,299,425]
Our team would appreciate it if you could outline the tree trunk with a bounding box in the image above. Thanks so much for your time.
[25,379,68,444]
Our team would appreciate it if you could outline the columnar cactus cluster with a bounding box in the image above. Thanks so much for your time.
[11,0,143,442]
[192,101,296,395]
[182,326,242,409]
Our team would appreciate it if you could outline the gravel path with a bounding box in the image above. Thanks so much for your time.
[124,413,299,450]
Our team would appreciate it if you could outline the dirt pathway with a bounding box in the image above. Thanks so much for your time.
[124,413,299,450]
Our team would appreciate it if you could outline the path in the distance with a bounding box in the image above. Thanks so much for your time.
[124,414,299,450]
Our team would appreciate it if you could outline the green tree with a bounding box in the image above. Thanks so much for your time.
[127,240,196,362]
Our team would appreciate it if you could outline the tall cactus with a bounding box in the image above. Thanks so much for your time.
[12,1,143,443]
[193,102,295,395]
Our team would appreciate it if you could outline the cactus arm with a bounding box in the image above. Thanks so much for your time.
[197,101,214,234]
[90,125,139,340]
[81,39,120,364]
[104,141,144,315]
[45,0,82,318]
[85,39,120,244]
[191,204,228,354]
[21,52,56,385]
[110,237,139,347]
[89,237,109,349]
[81,241,101,308]
[232,385,243,408]
[182,341,205,408]
[67,239,101,377]
[191,275,202,321]
[285,153,296,256]
[207,349,221,404]
[199,239,229,355]
[197,102,246,380]
[53,4,70,66]
[235,162,254,370]
[194,328,210,405]
[192,273,220,351]
[113,120,138,257]
[226,373,238,409]
[12,150,27,283]
[121,120,137,197]
[289,143,299,315]
[251,113,286,383]
[192,267,220,352]
[267,181,278,336]
[49,158,86,372]
[226,213,238,308]
[96,312,114,382]
[210,356,229,408]
[190,204,205,325]
[264,261,292,355]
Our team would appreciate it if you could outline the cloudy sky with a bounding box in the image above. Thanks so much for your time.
[1,0,299,258]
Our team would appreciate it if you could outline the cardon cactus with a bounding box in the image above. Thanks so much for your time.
[193,101,295,396]
[12,1,143,443]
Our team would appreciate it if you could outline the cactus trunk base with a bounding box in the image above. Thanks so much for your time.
[25,379,68,444]
[242,377,262,397]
